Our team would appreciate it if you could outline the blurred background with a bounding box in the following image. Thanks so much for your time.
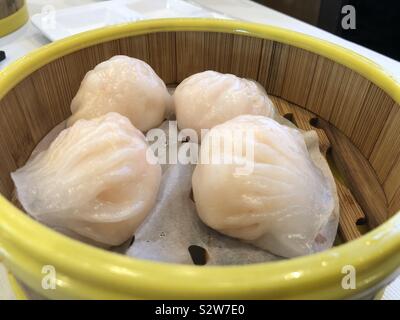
[255,0,400,60]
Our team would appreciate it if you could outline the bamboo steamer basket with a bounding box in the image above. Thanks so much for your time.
[0,0,28,37]
[0,19,399,300]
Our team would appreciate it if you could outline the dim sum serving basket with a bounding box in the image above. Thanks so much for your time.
[0,19,400,299]
[0,0,28,37]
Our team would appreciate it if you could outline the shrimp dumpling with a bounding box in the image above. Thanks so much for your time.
[67,55,171,132]
[192,115,338,257]
[173,71,275,138]
[12,113,162,246]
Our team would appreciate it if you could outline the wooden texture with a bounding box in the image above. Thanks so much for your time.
[335,182,367,240]
[350,86,395,158]
[369,104,400,184]
[388,187,400,217]
[280,46,318,107]
[273,97,366,241]
[327,70,371,137]
[258,42,290,96]
[317,118,388,228]
[0,0,24,19]
[148,32,177,84]
[383,137,400,216]
[0,30,398,240]
[176,32,264,82]
[306,56,347,120]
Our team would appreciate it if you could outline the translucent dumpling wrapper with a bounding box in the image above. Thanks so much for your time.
[67,55,171,132]
[173,70,276,138]
[192,115,339,258]
[11,113,162,246]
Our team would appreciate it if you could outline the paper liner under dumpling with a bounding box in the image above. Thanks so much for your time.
[127,162,279,264]
[140,84,338,261]
[128,120,339,263]
[13,114,339,265]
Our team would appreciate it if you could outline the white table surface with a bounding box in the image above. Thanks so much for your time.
[1,0,399,80]
[0,0,399,300]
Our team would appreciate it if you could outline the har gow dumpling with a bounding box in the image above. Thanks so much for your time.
[173,70,275,138]
[192,115,338,257]
[12,112,162,246]
[67,55,171,132]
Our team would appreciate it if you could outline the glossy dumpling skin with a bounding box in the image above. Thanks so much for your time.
[67,55,171,132]
[12,113,162,246]
[192,115,336,257]
[173,70,275,138]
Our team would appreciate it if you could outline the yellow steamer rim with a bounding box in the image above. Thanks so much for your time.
[0,1,29,38]
[0,19,400,299]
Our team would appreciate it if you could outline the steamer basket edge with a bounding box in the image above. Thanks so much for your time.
[0,19,399,300]
[0,0,29,38]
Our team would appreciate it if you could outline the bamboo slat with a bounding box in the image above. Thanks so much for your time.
[61,53,93,101]
[93,40,122,62]
[272,96,330,154]
[0,0,24,19]
[119,34,150,62]
[291,107,330,155]
[30,60,73,123]
[369,104,400,184]
[350,86,396,158]
[389,187,400,216]
[176,32,264,82]
[259,42,290,96]
[148,32,176,84]
[383,152,400,216]
[270,96,293,115]
[176,31,205,81]
[272,97,365,241]
[0,30,398,240]
[12,77,57,143]
[204,32,234,74]
[257,39,274,89]
[230,34,263,79]
[0,133,17,199]
[281,46,318,107]
[60,40,124,104]
[306,56,347,120]
[326,69,371,137]
[336,182,365,240]
[305,55,397,167]
[0,90,35,167]
[318,118,388,227]
[73,41,122,74]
